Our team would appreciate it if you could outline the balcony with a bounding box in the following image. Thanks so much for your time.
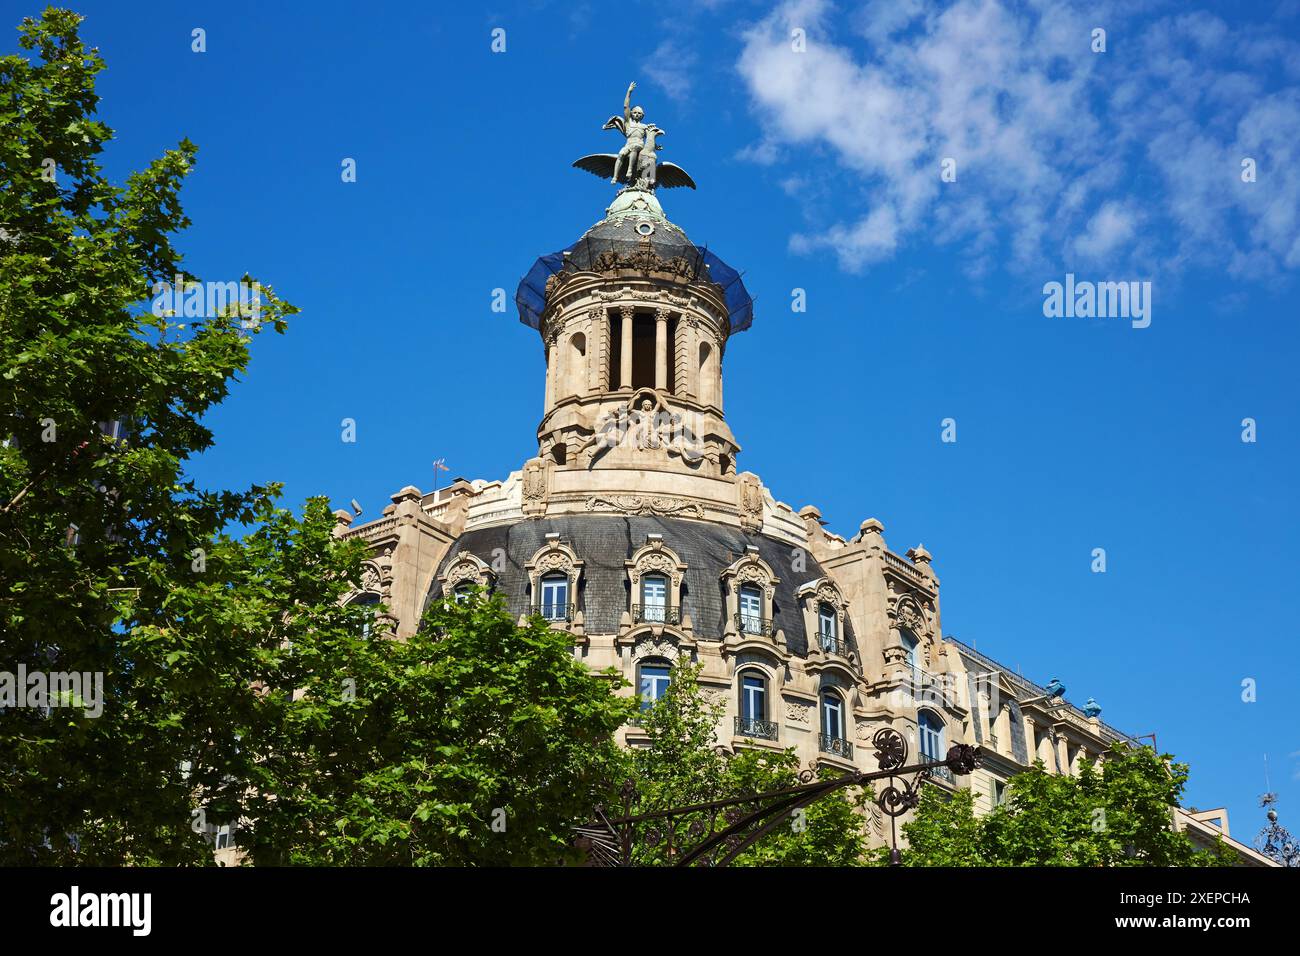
[633,603,681,626]
[818,734,853,760]
[926,760,954,783]
[529,602,574,623]
[734,716,779,741]
[818,633,850,658]
[734,613,773,637]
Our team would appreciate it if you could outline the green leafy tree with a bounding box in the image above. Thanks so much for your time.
[236,582,633,866]
[890,745,1233,867]
[628,659,869,866]
[873,785,988,866]
[0,9,632,868]
[0,7,296,865]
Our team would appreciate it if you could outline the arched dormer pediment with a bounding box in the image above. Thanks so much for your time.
[626,539,688,597]
[884,592,938,674]
[721,546,781,642]
[624,537,690,631]
[347,548,394,607]
[796,576,847,613]
[891,593,930,639]
[800,576,854,667]
[721,549,780,599]
[439,552,497,595]
[524,539,584,589]
[524,538,585,630]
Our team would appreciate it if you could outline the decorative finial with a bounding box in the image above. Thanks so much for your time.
[572,81,697,192]
[1255,793,1299,866]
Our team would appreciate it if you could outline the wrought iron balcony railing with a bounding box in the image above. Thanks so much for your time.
[926,760,954,783]
[633,604,680,626]
[818,633,850,658]
[818,734,853,760]
[734,716,779,741]
[734,613,773,637]
[530,602,575,623]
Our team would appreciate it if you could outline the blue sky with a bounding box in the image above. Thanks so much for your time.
[16,0,1298,842]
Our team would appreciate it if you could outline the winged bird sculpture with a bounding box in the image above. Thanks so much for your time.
[572,81,697,191]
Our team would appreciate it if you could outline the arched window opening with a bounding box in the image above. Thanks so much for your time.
[819,691,850,758]
[818,602,838,652]
[638,659,671,712]
[736,670,776,741]
[608,313,622,389]
[538,572,570,622]
[738,584,763,635]
[349,592,381,638]
[639,573,668,623]
[919,709,945,762]
[901,627,920,674]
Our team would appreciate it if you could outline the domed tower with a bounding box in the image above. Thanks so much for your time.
[517,181,755,521]
[342,85,957,796]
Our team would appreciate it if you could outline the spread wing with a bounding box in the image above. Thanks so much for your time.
[656,163,697,190]
[602,116,626,134]
[572,154,618,180]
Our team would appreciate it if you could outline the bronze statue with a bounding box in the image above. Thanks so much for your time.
[572,81,696,191]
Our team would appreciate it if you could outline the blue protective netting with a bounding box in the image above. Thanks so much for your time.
[515,239,754,334]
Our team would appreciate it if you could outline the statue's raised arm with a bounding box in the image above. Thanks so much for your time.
[623,81,636,125]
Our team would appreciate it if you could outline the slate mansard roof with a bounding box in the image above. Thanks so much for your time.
[425,514,854,656]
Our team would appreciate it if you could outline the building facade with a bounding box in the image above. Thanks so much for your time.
[333,163,1267,863]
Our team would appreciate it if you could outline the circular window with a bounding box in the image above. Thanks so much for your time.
[636,221,655,237]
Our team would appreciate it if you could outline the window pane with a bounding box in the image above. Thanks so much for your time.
[640,664,670,709]
[541,576,568,619]
[819,605,836,638]
[822,695,842,738]
[739,587,762,633]
[741,674,765,720]
[919,711,943,759]
[642,576,667,622]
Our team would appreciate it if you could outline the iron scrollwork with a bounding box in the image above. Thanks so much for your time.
[573,727,981,866]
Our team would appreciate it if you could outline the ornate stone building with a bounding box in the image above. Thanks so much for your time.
[332,133,1268,863]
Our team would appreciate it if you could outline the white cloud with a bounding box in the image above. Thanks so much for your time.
[1074,202,1137,260]
[642,39,698,103]
[736,0,1300,285]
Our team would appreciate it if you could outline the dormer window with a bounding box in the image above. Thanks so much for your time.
[625,540,687,629]
[818,603,837,642]
[641,574,668,623]
[523,540,583,629]
[539,573,570,621]
[721,552,779,641]
[739,585,763,634]
[901,627,919,670]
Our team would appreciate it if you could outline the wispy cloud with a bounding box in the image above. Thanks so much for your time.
[736,0,1300,283]
[642,39,699,103]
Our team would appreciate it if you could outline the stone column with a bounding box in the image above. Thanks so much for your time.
[673,315,689,396]
[544,340,555,411]
[619,306,634,390]
[591,308,608,393]
[654,308,669,391]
